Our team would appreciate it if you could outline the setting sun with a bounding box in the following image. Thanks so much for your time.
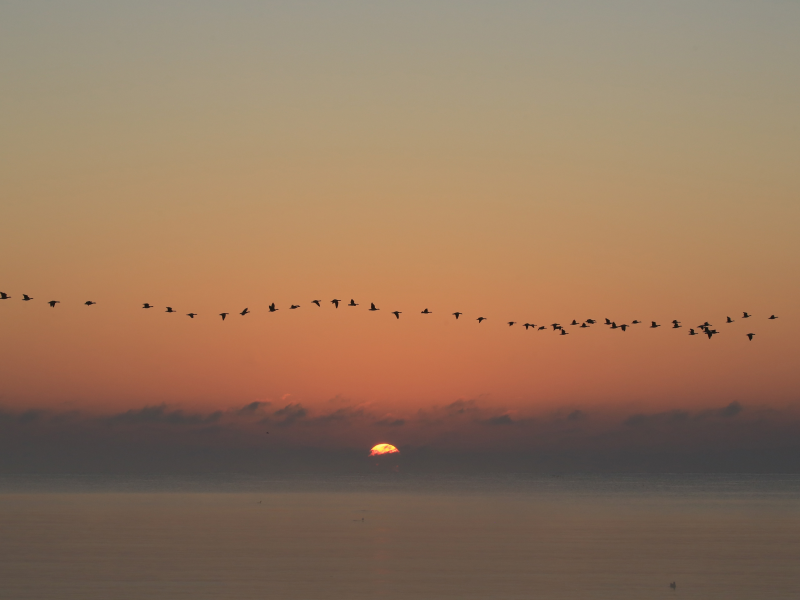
[369,444,399,456]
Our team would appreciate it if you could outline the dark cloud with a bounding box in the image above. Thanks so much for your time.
[376,417,406,427]
[624,410,690,427]
[236,401,271,416]
[567,410,586,422]
[484,414,515,426]
[719,401,743,418]
[106,404,219,426]
[272,403,307,426]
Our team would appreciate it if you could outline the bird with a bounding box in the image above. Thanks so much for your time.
[769,315,778,320]
[348,299,358,307]
[551,323,561,330]
[48,300,59,307]
[187,313,197,318]
[477,317,486,323]
[142,303,153,309]
[523,323,533,330]
[560,329,569,336]
[22,294,33,301]
[331,299,341,308]
[0,292,11,299]
[672,322,682,329]
[268,303,278,312]
[742,312,751,318]
[220,313,228,321]
[700,321,712,328]
[610,322,618,329]
[392,311,401,319]
[632,320,641,325]
[651,321,660,328]
[290,305,300,309]
[421,308,432,314]
[726,316,734,323]
[453,312,462,319]
[706,329,719,339]
[85,301,96,306]
[604,318,612,325]
[538,326,546,330]
[586,319,597,324]
[672,320,681,325]
[689,328,697,336]
[747,333,755,341]
[369,303,379,311]
[165,307,175,313]
[571,320,579,325]
[580,322,589,328]
[312,300,321,307]
[508,321,516,327]
[240,308,249,316]
[620,324,628,331]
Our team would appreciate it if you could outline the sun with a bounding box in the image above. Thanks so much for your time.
[369,443,399,456]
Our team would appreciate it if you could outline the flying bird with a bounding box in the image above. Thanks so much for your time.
[220,313,228,321]
[312,300,321,307]
[610,322,618,329]
[551,323,561,330]
[604,318,612,325]
[22,294,33,301]
[560,329,569,336]
[84,301,96,306]
[523,323,534,330]
[142,303,153,309]
[453,312,462,319]
[392,311,401,319]
[747,333,755,341]
[508,321,516,327]
[586,319,597,324]
[672,322,682,329]
[632,320,641,325]
[369,303,379,311]
[48,300,59,307]
[0,292,9,300]
[331,299,341,308]
[348,299,358,307]
[268,303,278,312]
[421,308,432,314]
[570,320,579,325]
[650,321,660,328]
[726,316,734,323]
[768,315,778,320]
[580,322,589,328]
[620,324,628,331]
[290,305,300,309]
[706,329,719,339]
[689,328,697,336]
[187,313,197,318]
[672,320,681,325]
[165,307,175,313]
[538,326,546,330]
[477,317,486,323]
[742,312,751,318]
[240,308,249,316]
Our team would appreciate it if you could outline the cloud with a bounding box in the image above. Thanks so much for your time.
[376,416,406,427]
[272,403,307,425]
[567,409,586,422]
[106,404,220,426]
[624,410,690,427]
[484,414,515,426]
[236,401,271,416]
[719,401,743,418]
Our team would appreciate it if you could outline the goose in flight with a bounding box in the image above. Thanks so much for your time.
[392,311,401,319]
[586,319,597,324]
[742,312,751,318]
[240,308,249,316]
[570,320,579,326]
[312,300,321,307]
[290,305,300,309]
[331,299,341,308]
[453,312,462,319]
[580,322,589,328]
[508,321,516,327]
[747,333,755,341]
[85,301,96,306]
[268,303,278,312]
[650,321,661,328]
[348,299,358,307]
[143,303,153,309]
[726,316,734,323]
[22,294,33,301]
[421,308,432,314]
[0,292,9,300]
[551,323,561,330]
[768,315,778,320]
[632,320,641,325]
[538,326,546,330]
[369,303,379,311]
[477,317,486,323]
[187,313,197,318]
[604,318,612,325]
[165,307,175,313]
[689,328,698,335]
[610,322,618,329]
[672,322,682,329]
[48,300,60,307]
[523,323,534,330]
[620,324,628,331]
[672,320,681,326]
[705,329,718,339]
[560,329,569,336]
[220,313,228,321]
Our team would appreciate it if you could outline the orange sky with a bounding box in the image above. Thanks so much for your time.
[1,1,799,425]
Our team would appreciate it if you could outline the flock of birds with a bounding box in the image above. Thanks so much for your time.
[1,291,777,341]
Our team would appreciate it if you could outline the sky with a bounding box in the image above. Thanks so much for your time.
[1,1,799,472]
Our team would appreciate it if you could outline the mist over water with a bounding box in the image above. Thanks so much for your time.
[1,474,798,599]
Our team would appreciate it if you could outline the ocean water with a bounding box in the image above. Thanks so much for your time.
[0,474,798,599]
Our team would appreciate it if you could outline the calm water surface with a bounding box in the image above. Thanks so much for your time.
[0,474,798,599]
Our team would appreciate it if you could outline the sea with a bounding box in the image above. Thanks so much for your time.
[0,474,798,599]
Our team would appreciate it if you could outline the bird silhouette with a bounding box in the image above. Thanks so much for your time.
[165,307,175,313]
[0,292,11,300]
[689,328,697,335]
[632,320,641,325]
[620,324,628,331]
[747,333,755,341]
[586,319,597,324]
[672,320,681,325]
[290,305,300,309]
[392,311,401,319]
[220,313,228,321]
[551,323,561,330]
[672,322,682,329]
[580,322,589,328]
[268,303,278,312]
[726,316,734,323]
[508,321,516,327]
[742,312,751,318]
[312,300,321,307]
[85,301,96,306]
[560,329,569,336]
[348,299,358,307]
[187,313,197,318]
[369,303,379,311]
[651,321,660,328]
[421,308,432,314]
[477,317,486,323]
[538,326,546,330]
[331,299,341,308]
[700,321,712,328]
[523,323,533,330]
[706,329,718,339]
[142,303,153,309]
[453,312,462,319]
[571,320,579,326]
[48,300,59,307]
[240,308,249,316]
[769,315,778,320]
[604,318,612,325]
[610,322,618,329]
[22,294,33,301]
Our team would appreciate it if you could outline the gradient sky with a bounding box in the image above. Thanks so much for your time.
[1,1,799,456]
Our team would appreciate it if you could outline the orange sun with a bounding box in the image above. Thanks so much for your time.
[369,443,399,456]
